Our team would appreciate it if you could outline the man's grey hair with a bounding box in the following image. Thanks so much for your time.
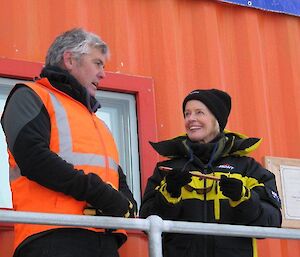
[45,28,109,67]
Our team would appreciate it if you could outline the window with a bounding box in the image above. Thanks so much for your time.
[0,78,141,208]
[96,91,141,206]
[0,78,18,208]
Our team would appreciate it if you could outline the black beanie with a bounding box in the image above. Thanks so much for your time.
[182,89,231,131]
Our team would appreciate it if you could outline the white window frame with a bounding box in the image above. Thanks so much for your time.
[96,90,141,207]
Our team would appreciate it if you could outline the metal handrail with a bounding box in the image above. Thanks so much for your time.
[1,210,300,257]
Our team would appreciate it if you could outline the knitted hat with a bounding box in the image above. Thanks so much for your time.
[182,89,231,131]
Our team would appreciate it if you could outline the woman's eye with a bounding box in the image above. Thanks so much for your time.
[184,112,190,118]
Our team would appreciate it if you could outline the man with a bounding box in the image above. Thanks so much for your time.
[1,28,137,257]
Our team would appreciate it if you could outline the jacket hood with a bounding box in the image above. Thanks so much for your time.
[150,130,262,160]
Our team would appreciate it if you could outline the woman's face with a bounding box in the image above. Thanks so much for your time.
[184,100,220,143]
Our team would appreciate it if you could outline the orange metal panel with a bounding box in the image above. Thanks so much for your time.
[0,0,299,256]
[119,232,149,257]
[0,227,14,257]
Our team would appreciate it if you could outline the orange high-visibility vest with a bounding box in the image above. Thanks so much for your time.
[10,78,125,249]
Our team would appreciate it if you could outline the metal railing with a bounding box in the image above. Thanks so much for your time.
[0,210,300,257]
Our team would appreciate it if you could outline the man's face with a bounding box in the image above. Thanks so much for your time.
[68,47,107,97]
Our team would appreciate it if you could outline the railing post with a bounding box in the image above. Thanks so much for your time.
[147,215,163,257]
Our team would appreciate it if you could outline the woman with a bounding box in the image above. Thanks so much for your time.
[140,89,282,257]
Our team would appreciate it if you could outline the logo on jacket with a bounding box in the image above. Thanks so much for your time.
[271,190,281,203]
[217,164,234,170]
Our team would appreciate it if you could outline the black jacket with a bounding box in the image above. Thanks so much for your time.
[140,132,282,257]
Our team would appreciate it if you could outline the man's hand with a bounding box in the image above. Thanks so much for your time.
[219,175,245,201]
[84,194,136,218]
[123,200,137,218]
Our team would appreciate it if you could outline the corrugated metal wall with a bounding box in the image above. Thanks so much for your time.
[0,0,299,256]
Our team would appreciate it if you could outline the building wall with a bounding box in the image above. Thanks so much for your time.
[0,0,299,256]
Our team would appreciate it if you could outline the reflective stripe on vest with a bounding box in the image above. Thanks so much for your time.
[49,93,118,172]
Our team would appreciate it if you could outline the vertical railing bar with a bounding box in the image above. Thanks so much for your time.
[147,215,164,257]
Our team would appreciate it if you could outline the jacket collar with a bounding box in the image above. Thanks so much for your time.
[40,65,101,113]
[150,130,261,162]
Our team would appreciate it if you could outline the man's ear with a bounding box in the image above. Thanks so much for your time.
[62,51,73,70]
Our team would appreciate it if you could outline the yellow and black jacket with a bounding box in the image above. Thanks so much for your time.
[140,132,281,257]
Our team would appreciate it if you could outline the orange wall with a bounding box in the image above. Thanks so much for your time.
[1,0,300,256]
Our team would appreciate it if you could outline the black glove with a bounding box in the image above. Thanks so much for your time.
[165,169,192,198]
[88,184,135,218]
[124,200,137,218]
[84,199,136,218]
[219,175,244,201]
